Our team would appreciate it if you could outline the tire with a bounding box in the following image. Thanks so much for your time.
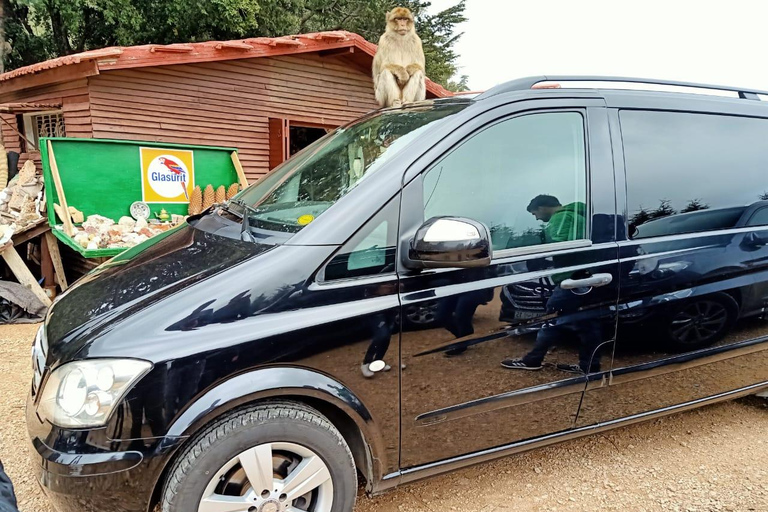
[662,293,738,352]
[403,300,440,328]
[161,401,357,512]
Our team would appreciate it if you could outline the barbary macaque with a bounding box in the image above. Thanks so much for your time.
[372,7,426,107]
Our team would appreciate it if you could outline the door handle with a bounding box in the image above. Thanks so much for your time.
[560,273,613,289]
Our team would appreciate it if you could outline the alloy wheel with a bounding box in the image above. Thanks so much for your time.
[669,300,729,345]
[405,300,438,324]
[198,442,334,512]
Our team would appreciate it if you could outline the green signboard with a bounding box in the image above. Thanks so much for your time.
[40,137,241,258]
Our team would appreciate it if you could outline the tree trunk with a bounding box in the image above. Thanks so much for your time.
[0,0,6,73]
[47,1,72,56]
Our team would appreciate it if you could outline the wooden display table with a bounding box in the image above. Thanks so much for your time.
[1,219,69,308]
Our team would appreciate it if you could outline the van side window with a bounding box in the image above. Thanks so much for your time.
[747,207,768,227]
[422,112,587,252]
[322,198,398,280]
[621,110,768,239]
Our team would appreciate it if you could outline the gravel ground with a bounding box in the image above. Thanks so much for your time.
[2,323,767,512]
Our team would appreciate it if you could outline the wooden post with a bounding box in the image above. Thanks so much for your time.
[47,140,75,236]
[44,231,68,291]
[40,233,55,287]
[230,151,249,188]
[0,244,52,306]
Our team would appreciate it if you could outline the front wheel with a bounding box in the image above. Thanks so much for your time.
[161,402,357,512]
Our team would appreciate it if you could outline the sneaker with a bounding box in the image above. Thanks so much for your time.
[360,363,374,378]
[556,363,585,374]
[501,359,543,370]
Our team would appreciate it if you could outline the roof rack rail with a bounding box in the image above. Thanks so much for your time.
[476,75,768,101]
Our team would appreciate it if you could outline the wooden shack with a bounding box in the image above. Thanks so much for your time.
[0,31,451,182]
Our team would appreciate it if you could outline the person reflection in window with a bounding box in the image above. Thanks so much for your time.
[502,194,602,373]
[527,194,586,243]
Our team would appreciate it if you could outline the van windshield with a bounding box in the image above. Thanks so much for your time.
[231,103,467,235]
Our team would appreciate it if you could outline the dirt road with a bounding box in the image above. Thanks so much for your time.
[2,323,767,512]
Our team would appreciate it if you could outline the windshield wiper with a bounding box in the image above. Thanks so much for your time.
[228,199,259,242]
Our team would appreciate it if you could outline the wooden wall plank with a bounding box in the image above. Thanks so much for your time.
[0,78,93,173]
[88,53,378,180]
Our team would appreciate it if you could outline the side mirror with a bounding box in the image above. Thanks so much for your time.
[741,231,768,250]
[405,216,492,269]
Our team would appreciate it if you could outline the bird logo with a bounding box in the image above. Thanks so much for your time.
[159,157,189,200]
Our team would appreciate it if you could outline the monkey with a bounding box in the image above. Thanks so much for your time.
[372,7,426,108]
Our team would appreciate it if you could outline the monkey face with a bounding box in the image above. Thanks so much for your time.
[395,18,410,34]
[387,7,414,35]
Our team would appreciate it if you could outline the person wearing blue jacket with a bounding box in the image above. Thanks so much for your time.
[0,461,19,512]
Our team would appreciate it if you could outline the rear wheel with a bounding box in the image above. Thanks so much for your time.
[161,402,357,512]
[663,293,738,351]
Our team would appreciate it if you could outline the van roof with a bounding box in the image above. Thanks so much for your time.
[477,76,768,102]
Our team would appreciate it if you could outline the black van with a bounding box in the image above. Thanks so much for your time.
[27,76,768,512]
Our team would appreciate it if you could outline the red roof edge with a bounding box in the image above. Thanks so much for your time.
[0,31,453,98]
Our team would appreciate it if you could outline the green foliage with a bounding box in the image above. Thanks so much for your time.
[1,0,466,88]
[446,74,469,92]
[3,0,51,70]
[681,198,709,213]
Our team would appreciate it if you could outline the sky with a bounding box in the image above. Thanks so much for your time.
[428,0,768,92]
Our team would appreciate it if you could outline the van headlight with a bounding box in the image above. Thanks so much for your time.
[38,359,152,428]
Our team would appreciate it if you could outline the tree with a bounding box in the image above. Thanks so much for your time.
[648,199,676,220]
[3,0,51,71]
[0,0,7,73]
[277,0,467,87]
[629,206,651,229]
[446,74,469,92]
[1,0,467,89]
[681,198,709,213]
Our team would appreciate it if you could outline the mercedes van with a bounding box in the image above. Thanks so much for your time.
[27,76,768,512]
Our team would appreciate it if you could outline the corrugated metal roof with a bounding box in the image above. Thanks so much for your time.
[0,48,124,82]
[0,31,452,98]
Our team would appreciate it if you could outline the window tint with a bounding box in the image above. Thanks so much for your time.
[423,112,587,251]
[621,110,768,239]
[323,199,398,280]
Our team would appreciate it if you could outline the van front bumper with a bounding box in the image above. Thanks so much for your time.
[26,392,185,512]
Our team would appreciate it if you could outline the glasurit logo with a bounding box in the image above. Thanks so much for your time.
[148,156,189,199]
[140,147,195,203]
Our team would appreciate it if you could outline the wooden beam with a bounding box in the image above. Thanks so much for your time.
[40,233,55,288]
[308,32,348,41]
[0,102,62,114]
[270,38,303,47]
[214,42,254,51]
[231,151,250,188]
[44,231,68,291]
[150,44,195,53]
[10,220,48,246]
[0,244,52,306]
[0,114,36,150]
[319,47,355,58]
[47,141,75,236]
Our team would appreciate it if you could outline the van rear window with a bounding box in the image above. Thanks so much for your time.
[620,110,768,239]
